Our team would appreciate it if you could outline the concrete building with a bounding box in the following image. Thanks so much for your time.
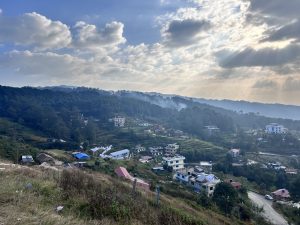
[165,143,179,156]
[149,146,163,157]
[175,167,221,197]
[228,149,240,158]
[265,123,287,134]
[114,116,126,127]
[199,161,213,172]
[109,149,130,160]
[163,155,185,170]
[204,125,220,135]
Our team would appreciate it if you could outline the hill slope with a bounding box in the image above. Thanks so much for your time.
[0,163,240,225]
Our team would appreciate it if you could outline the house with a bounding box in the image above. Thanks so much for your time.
[36,153,56,165]
[115,167,149,190]
[272,189,290,201]
[72,152,90,160]
[163,155,185,170]
[165,143,179,156]
[109,149,130,160]
[204,125,220,135]
[267,162,286,170]
[90,147,101,155]
[113,116,126,127]
[225,179,242,190]
[175,169,192,183]
[176,167,221,197]
[265,123,287,134]
[228,149,240,158]
[135,145,146,153]
[152,167,165,174]
[199,161,213,172]
[139,156,153,163]
[285,168,298,175]
[21,155,34,164]
[149,147,163,157]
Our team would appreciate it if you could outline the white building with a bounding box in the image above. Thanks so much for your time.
[265,123,287,134]
[109,149,130,160]
[199,161,213,172]
[135,145,146,153]
[163,155,185,170]
[228,149,240,158]
[114,117,126,127]
[165,143,179,156]
[204,125,220,135]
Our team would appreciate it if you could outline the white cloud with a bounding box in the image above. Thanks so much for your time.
[72,21,126,50]
[0,12,71,50]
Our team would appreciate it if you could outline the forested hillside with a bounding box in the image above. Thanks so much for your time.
[1,86,300,146]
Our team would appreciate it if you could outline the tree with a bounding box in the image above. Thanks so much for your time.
[212,182,238,215]
[290,176,300,201]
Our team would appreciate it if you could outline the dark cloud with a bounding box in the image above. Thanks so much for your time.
[252,79,278,89]
[264,20,300,42]
[282,77,300,91]
[164,19,210,47]
[249,0,300,19]
[219,44,300,68]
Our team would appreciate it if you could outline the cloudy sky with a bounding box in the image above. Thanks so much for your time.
[0,0,300,105]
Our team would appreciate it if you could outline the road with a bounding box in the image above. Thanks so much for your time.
[248,191,288,225]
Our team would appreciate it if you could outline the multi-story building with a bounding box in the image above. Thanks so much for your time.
[149,146,164,157]
[165,143,179,156]
[114,116,126,127]
[265,123,287,134]
[175,167,221,197]
[163,155,185,170]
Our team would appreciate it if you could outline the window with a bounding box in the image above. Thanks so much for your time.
[176,160,179,163]
[176,165,179,167]
[210,187,213,190]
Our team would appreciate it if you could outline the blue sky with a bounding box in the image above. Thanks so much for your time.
[1,0,187,45]
[1,0,300,105]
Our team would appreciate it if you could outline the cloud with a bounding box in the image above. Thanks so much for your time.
[72,21,126,50]
[252,79,278,89]
[248,0,300,19]
[0,12,71,50]
[282,77,300,92]
[219,44,300,68]
[264,20,300,42]
[162,19,210,47]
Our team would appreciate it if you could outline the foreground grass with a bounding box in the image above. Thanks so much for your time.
[0,164,242,225]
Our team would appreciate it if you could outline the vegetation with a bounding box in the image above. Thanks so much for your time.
[0,165,239,225]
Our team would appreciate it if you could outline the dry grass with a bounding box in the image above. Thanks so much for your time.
[0,165,243,225]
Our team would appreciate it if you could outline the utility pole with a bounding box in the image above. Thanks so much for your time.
[132,178,137,197]
[156,185,160,206]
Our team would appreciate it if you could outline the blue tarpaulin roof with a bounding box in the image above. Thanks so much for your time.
[73,153,90,160]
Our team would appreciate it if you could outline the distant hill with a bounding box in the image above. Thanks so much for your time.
[194,98,300,121]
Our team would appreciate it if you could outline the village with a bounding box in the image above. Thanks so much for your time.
[16,117,300,215]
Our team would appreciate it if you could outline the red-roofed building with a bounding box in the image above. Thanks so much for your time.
[115,167,150,190]
[272,189,290,201]
[225,179,242,190]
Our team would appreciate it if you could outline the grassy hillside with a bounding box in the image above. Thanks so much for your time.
[0,164,242,225]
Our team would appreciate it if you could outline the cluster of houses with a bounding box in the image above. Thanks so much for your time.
[175,163,221,197]
[109,116,126,127]
[265,123,287,134]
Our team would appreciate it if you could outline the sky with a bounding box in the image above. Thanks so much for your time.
[0,0,300,105]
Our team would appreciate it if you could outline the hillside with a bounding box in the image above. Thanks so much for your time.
[195,99,300,121]
[0,163,241,225]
